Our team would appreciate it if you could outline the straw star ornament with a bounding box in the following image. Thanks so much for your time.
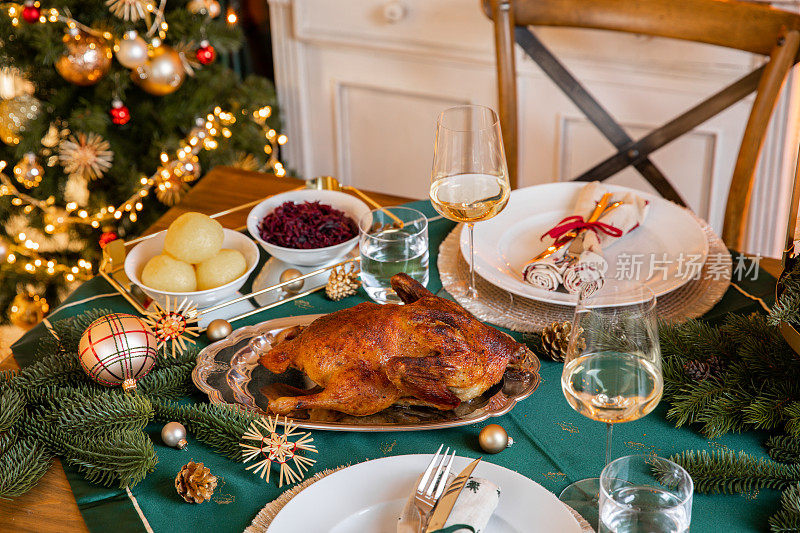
[58,132,114,181]
[240,416,318,487]
[142,297,200,357]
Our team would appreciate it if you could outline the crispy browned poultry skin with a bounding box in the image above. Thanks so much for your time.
[259,273,527,416]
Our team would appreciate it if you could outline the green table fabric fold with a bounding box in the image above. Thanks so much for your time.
[12,200,779,533]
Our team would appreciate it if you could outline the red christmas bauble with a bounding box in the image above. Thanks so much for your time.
[110,100,131,126]
[99,231,119,248]
[22,2,40,23]
[196,41,216,65]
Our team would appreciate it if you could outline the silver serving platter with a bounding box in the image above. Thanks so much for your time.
[192,314,541,431]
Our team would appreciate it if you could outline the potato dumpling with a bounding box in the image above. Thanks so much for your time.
[195,249,247,290]
[141,254,197,292]
[164,212,224,264]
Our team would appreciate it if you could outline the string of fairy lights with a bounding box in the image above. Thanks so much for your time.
[1,104,287,282]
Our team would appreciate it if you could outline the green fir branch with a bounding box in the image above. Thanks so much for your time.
[768,435,800,464]
[151,399,257,460]
[21,413,157,488]
[669,450,800,494]
[0,432,53,499]
[138,363,195,400]
[770,293,800,327]
[0,386,26,433]
[33,390,154,436]
[771,484,800,532]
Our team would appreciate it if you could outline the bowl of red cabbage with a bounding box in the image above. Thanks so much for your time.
[247,189,370,266]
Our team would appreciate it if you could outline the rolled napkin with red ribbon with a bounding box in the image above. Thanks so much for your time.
[561,188,649,295]
[522,183,603,291]
[523,182,648,295]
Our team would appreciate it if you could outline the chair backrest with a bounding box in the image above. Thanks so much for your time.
[483,0,800,250]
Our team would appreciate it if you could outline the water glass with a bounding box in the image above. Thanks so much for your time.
[599,454,693,533]
[358,206,429,304]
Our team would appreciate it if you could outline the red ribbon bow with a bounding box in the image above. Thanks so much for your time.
[541,215,624,242]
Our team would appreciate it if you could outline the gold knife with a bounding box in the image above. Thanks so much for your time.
[424,457,482,532]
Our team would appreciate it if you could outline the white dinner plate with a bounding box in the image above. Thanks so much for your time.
[267,454,585,532]
[461,182,708,306]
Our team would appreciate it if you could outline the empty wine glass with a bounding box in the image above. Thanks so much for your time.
[430,104,511,300]
[559,281,663,526]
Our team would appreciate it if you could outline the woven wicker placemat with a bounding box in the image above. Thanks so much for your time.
[244,465,594,532]
[438,217,731,333]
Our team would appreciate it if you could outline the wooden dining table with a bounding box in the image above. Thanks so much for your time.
[0,167,783,532]
[0,167,412,533]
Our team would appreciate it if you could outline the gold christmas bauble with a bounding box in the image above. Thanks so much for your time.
[206,319,232,342]
[478,424,513,454]
[131,45,185,96]
[8,291,49,330]
[0,94,41,145]
[279,268,304,294]
[13,152,43,188]
[55,29,113,86]
[115,30,149,69]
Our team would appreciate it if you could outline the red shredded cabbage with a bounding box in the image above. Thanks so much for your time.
[258,201,358,249]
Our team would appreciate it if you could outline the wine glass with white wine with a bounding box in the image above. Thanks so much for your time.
[559,281,663,527]
[430,104,511,300]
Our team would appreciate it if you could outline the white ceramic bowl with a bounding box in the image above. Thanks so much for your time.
[124,229,260,309]
[246,189,369,266]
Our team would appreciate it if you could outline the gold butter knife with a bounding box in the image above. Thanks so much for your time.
[424,457,482,532]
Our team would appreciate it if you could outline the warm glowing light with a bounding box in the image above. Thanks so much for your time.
[226,8,237,24]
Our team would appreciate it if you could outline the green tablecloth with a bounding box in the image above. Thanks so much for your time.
[12,200,779,533]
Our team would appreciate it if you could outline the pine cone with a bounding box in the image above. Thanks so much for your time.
[175,461,217,503]
[326,265,360,301]
[683,359,711,381]
[541,321,583,362]
[707,354,726,377]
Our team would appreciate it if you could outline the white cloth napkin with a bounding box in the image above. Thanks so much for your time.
[398,475,500,533]
[562,186,649,295]
[522,183,601,291]
[522,255,569,291]
[523,182,649,295]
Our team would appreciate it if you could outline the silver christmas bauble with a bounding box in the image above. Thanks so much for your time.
[116,30,149,69]
[478,424,513,454]
[206,319,233,342]
[279,268,304,294]
[161,421,188,449]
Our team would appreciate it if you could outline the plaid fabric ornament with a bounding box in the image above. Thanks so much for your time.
[78,313,158,391]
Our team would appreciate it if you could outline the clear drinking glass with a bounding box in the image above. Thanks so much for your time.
[599,454,693,533]
[430,104,511,300]
[560,282,663,525]
[358,206,429,304]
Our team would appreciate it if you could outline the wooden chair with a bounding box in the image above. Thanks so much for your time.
[483,0,800,250]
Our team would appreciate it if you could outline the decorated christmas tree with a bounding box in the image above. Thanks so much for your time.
[0,0,286,326]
